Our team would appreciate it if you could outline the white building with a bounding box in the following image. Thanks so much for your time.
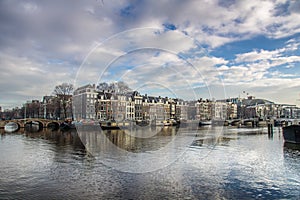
[196,100,212,120]
[73,84,98,120]
[126,95,135,120]
[212,102,227,120]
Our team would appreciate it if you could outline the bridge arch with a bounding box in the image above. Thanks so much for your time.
[4,120,21,131]
[46,122,60,130]
[25,120,43,132]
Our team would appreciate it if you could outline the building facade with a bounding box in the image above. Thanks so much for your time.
[73,84,97,120]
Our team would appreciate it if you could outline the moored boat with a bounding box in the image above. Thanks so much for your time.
[163,120,172,126]
[244,120,254,127]
[60,121,76,131]
[257,120,267,127]
[199,120,212,126]
[100,120,120,130]
[136,120,150,127]
[282,125,300,144]
[231,120,241,126]
[212,119,226,126]
[59,118,76,131]
[4,122,19,133]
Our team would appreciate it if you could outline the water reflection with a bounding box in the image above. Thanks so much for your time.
[104,126,180,152]
[77,125,199,173]
[0,126,299,199]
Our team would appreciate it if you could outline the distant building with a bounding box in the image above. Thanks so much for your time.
[126,95,135,120]
[40,95,57,119]
[96,91,111,121]
[196,99,212,120]
[227,102,237,119]
[176,100,188,120]
[111,94,127,121]
[25,100,41,118]
[212,102,227,120]
[73,83,300,122]
[73,84,97,120]
[132,91,143,121]
[187,101,197,120]
[281,105,300,119]
[95,90,136,121]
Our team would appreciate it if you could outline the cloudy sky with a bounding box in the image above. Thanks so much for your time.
[1,0,300,109]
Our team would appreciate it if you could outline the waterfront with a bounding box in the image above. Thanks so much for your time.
[0,126,300,199]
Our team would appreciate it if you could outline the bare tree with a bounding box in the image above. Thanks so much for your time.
[97,82,109,91]
[116,81,132,94]
[97,81,132,94]
[53,83,74,120]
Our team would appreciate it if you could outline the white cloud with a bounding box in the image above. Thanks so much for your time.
[235,49,282,63]
[1,0,300,108]
[0,52,74,107]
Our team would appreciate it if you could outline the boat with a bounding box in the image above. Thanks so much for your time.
[257,120,267,127]
[231,120,241,126]
[170,119,178,126]
[100,120,120,130]
[163,120,172,126]
[136,120,150,127]
[118,121,132,129]
[212,119,226,126]
[60,122,70,130]
[199,120,212,126]
[4,122,19,133]
[282,125,300,144]
[60,121,76,131]
[243,120,254,127]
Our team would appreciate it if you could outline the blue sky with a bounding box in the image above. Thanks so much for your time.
[1,0,300,109]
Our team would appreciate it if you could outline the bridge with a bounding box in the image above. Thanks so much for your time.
[0,118,64,129]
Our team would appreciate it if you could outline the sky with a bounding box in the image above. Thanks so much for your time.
[1,0,300,109]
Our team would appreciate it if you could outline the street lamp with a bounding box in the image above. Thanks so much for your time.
[23,102,27,120]
[44,102,47,119]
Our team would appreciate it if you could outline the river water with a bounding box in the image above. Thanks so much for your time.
[0,125,299,199]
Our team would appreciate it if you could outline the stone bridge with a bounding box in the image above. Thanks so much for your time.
[0,118,64,129]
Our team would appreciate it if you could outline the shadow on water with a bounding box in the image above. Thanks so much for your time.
[2,125,187,154]
[284,142,300,155]
[1,128,87,157]
[26,129,84,147]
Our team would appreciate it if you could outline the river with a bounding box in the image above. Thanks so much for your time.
[0,125,299,199]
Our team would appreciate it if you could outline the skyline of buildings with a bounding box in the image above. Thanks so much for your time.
[2,83,299,122]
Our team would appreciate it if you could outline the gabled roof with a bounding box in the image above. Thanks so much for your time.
[242,98,274,106]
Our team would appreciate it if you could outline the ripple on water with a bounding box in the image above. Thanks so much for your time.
[0,128,300,199]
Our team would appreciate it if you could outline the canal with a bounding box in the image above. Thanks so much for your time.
[0,126,299,199]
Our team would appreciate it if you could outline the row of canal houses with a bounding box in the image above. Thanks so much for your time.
[72,84,300,123]
[73,84,238,122]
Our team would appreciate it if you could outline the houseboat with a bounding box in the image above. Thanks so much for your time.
[282,125,300,144]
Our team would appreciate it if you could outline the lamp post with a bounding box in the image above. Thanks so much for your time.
[24,103,27,120]
[44,103,47,119]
